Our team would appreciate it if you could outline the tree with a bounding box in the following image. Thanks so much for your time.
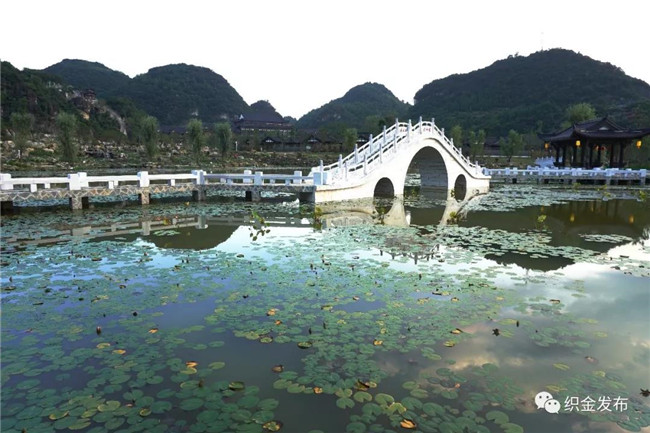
[500,129,523,164]
[343,128,358,153]
[450,125,463,149]
[213,122,232,156]
[142,116,159,160]
[564,102,596,126]
[468,129,486,162]
[186,119,205,164]
[56,112,78,163]
[10,112,34,158]
[363,115,383,136]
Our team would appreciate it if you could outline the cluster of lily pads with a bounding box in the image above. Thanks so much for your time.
[1,186,649,432]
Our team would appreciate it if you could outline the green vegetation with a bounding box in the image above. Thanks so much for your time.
[141,116,159,160]
[9,112,34,157]
[118,64,248,127]
[411,49,650,136]
[468,129,486,162]
[297,83,409,134]
[449,125,463,149]
[44,59,131,97]
[499,130,524,163]
[2,49,650,170]
[213,122,232,156]
[56,112,78,163]
[564,102,597,126]
[1,61,74,131]
[186,119,205,164]
[343,128,358,153]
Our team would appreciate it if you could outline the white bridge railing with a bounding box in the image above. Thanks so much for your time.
[0,170,314,193]
[310,117,484,186]
[485,167,647,180]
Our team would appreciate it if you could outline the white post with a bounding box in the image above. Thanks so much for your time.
[254,171,263,185]
[344,161,348,181]
[137,171,150,187]
[369,134,374,154]
[30,183,37,192]
[293,170,302,184]
[379,140,383,163]
[338,154,343,168]
[68,173,81,191]
[78,172,88,188]
[354,144,358,164]
[363,153,367,175]
[243,169,252,184]
[407,119,412,143]
[0,174,13,190]
[383,125,387,148]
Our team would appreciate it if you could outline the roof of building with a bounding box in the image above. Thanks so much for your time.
[539,117,650,142]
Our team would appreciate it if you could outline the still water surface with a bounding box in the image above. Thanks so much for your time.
[1,185,649,433]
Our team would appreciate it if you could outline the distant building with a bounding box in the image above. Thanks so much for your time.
[233,112,293,136]
[539,117,650,168]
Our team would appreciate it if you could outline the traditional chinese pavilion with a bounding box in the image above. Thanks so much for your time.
[539,117,650,168]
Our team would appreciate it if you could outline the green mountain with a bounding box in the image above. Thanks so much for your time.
[296,82,409,133]
[44,59,131,97]
[1,61,77,131]
[1,61,146,142]
[247,100,284,121]
[410,49,650,136]
[117,64,249,127]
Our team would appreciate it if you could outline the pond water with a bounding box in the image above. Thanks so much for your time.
[1,184,649,433]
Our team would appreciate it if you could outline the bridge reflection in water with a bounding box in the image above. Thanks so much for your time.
[5,188,644,274]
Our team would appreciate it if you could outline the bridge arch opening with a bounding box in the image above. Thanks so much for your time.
[453,174,467,201]
[407,146,448,189]
[374,177,395,198]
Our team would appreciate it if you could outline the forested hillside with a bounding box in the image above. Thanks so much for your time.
[297,82,409,133]
[116,64,249,127]
[410,49,650,136]
[1,61,74,130]
[44,59,131,97]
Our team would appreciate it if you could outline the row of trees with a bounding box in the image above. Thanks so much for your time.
[444,102,602,163]
[9,101,647,167]
[8,110,235,165]
[185,119,232,164]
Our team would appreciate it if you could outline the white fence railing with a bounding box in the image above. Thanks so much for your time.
[0,170,314,193]
[310,117,485,186]
[485,167,647,180]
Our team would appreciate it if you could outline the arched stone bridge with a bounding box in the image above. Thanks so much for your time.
[0,119,490,210]
[309,118,491,203]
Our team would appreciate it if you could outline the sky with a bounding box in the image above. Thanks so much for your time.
[3,0,649,119]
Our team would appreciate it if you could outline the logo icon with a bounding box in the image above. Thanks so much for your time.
[535,391,561,413]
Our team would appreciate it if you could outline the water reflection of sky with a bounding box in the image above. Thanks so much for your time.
[1,190,649,433]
